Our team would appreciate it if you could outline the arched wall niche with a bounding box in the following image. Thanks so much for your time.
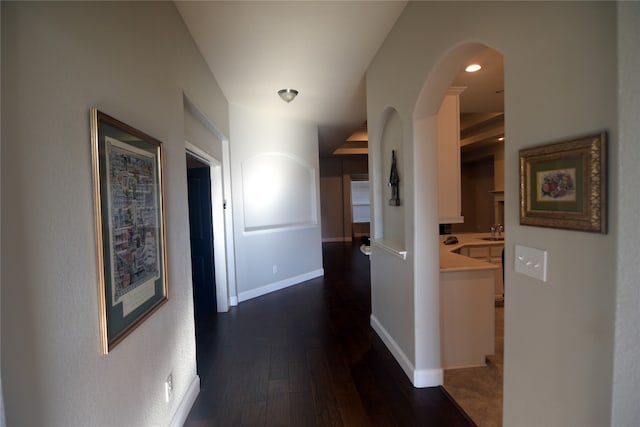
[377,108,404,245]
[371,106,403,241]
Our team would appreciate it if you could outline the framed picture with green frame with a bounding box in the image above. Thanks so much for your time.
[90,109,169,354]
[519,131,607,233]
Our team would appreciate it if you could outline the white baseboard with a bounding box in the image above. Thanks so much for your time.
[322,237,352,242]
[169,374,200,427]
[229,295,238,306]
[237,269,324,302]
[370,315,443,388]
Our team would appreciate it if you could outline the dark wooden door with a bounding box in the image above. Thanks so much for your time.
[187,166,216,319]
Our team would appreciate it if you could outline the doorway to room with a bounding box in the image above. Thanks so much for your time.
[447,47,504,425]
[416,43,505,425]
[186,152,217,376]
[187,154,217,318]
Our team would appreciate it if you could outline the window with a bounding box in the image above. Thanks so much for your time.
[351,180,370,223]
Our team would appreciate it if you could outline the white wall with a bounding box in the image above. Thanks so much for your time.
[367,2,620,425]
[0,2,4,425]
[1,2,228,425]
[229,104,323,302]
[612,2,640,425]
[184,100,224,161]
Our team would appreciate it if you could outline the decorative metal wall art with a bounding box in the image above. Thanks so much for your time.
[388,149,400,206]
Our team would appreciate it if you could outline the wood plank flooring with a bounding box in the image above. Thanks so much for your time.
[185,242,475,427]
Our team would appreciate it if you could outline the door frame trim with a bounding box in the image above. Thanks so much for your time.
[186,142,232,312]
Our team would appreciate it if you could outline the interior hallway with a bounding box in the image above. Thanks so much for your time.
[185,242,475,426]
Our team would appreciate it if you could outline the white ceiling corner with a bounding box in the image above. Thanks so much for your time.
[175,1,407,155]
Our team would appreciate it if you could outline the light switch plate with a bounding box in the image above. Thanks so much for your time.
[515,244,548,282]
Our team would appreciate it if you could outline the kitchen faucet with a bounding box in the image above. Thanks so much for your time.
[491,224,504,237]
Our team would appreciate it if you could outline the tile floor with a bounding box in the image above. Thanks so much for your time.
[444,306,504,427]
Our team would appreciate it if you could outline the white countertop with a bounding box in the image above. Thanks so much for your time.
[440,233,504,272]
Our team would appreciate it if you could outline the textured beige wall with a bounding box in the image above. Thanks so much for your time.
[368,2,618,424]
[1,2,228,425]
[612,1,640,424]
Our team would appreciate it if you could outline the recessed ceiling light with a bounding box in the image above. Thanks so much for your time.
[498,137,505,142]
[465,64,482,73]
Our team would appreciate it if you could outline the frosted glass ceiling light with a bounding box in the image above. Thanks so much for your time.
[465,64,482,72]
[278,88,299,103]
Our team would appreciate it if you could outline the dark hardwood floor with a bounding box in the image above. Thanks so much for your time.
[185,242,475,427]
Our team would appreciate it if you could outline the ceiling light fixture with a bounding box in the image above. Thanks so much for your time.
[465,64,482,73]
[278,88,299,103]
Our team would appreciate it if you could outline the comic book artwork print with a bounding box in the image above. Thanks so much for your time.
[536,168,576,202]
[105,136,160,309]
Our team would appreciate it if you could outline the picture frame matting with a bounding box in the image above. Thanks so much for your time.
[90,108,169,354]
[519,131,607,233]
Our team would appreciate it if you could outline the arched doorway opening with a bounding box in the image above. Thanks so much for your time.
[414,43,505,425]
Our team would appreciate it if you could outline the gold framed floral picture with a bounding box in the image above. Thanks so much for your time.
[519,132,607,233]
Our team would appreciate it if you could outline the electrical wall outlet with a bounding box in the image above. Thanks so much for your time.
[164,373,173,403]
[514,244,548,282]
[272,265,278,274]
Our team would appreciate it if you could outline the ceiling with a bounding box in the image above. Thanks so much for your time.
[452,48,504,114]
[176,1,503,157]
